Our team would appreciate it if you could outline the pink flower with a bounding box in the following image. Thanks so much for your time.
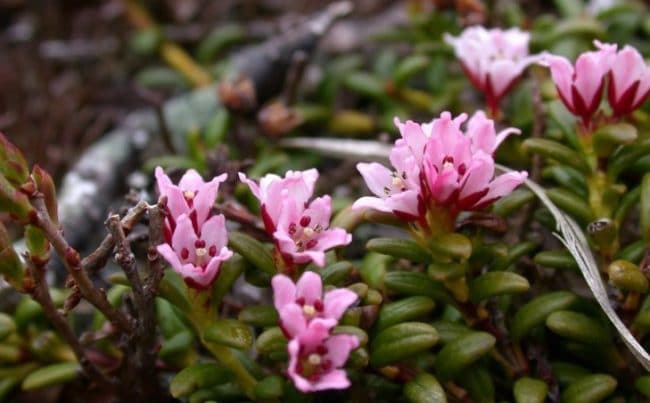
[444,26,541,115]
[353,119,426,220]
[272,272,357,338]
[274,194,352,267]
[155,167,227,232]
[598,42,650,117]
[542,43,616,125]
[355,112,526,222]
[157,213,233,288]
[238,169,318,233]
[421,111,527,212]
[287,320,358,392]
[240,169,352,267]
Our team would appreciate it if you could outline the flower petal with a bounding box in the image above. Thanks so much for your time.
[323,288,358,320]
[271,274,297,311]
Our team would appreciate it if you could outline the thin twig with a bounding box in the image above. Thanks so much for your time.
[29,195,134,333]
[27,260,111,387]
[82,201,148,273]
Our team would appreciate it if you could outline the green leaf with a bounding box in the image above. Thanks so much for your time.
[359,252,391,290]
[170,363,232,398]
[393,55,430,87]
[533,250,578,271]
[212,255,246,306]
[492,189,535,217]
[370,322,439,367]
[204,108,231,148]
[458,365,494,403]
[428,233,472,262]
[592,123,637,157]
[469,271,530,303]
[343,72,387,101]
[432,320,472,344]
[545,310,610,345]
[196,24,245,64]
[0,313,16,341]
[238,305,278,328]
[607,139,650,179]
[641,173,650,243]
[255,327,287,355]
[384,271,453,303]
[551,361,589,385]
[22,362,80,391]
[514,377,549,403]
[0,133,29,185]
[545,188,593,224]
[367,237,432,263]
[562,374,616,403]
[404,373,447,403]
[375,296,435,331]
[319,261,354,285]
[159,331,194,362]
[157,269,191,312]
[510,291,578,340]
[635,375,650,397]
[203,319,253,350]
[25,225,49,261]
[435,332,495,381]
[253,376,284,400]
[228,232,275,274]
[0,174,32,220]
[522,138,590,173]
[607,260,648,293]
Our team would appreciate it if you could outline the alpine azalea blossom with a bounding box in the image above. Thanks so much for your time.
[157,213,233,288]
[239,169,352,267]
[355,111,527,225]
[596,42,650,117]
[272,272,357,338]
[444,26,541,116]
[542,43,617,126]
[238,169,318,233]
[287,319,359,392]
[155,166,227,232]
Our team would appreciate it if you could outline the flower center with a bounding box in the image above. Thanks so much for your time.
[384,172,408,195]
[303,304,316,317]
[298,345,331,380]
[307,353,321,366]
[291,215,325,252]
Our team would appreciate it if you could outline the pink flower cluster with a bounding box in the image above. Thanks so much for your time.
[543,41,650,125]
[444,26,541,115]
[272,272,358,392]
[240,169,352,268]
[155,167,233,288]
[354,111,527,223]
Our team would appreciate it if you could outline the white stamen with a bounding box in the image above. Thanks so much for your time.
[303,305,316,317]
[308,353,321,366]
[183,190,195,200]
[303,227,315,238]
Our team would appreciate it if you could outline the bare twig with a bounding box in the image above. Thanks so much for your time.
[82,201,148,273]
[26,260,111,387]
[29,195,134,333]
